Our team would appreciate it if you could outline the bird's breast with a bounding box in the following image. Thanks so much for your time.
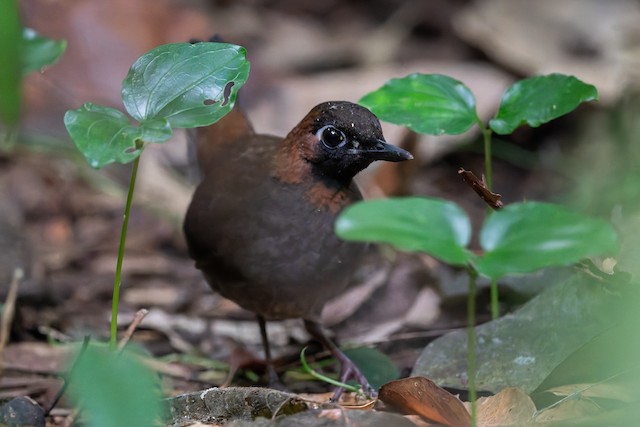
[184,139,366,320]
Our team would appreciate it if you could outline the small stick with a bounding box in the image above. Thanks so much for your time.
[0,268,24,354]
[62,408,80,427]
[458,168,504,210]
[117,308,149,351]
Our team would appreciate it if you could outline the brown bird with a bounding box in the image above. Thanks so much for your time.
[184,100,412,396]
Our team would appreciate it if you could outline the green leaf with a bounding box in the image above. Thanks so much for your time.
[336,197,473,265]
[343,347,400,390]
[64,103,143,168]
[475,202,619,279]
[122,42,250,128]
[489,74,598,135]
[22,28,67,75]
[139,118,172,143]
[412,272,628,393]
[359,73,478,135]
[68,344,163,427]
[0,0,22,125]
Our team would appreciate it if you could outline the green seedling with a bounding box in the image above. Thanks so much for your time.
[339,73,614,425]
[60,42,249,426]
[64,42,250,349]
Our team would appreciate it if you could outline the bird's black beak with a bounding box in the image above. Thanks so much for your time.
[360,139,413,162]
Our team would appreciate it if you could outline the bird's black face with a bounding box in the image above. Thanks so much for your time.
[306,101,413,182]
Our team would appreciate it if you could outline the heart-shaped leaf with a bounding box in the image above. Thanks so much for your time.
[22,28,67,75]
[336,197,473,265]
[475,202,618,279]
[69,344,163,427]
[122,42,250,128]
[64,103,144,168]
[489,74,598,135]
[359,74,479,135]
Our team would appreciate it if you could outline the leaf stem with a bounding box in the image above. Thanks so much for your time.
[110,155,141,350]
[299,347,361,393]
[481,126,493,191]
[478,119,500,317]
[490,279,500,319]
[467,267,478,427]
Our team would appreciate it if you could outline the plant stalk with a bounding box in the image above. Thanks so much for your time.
[467,267,478,427]
[481,126,493,191]
[110,155,141,350]
[490,278,499,319]
[479,122,500,319]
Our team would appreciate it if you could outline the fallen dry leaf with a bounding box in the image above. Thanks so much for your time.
[534,398,601,423]
[184,423,220,427]
[1,342,72,374]
[547,380,636,403]
[405,414,433,427]
[453,0,640,103]
[297,392,376,409]
[476,387,535,426]
[379,376,471,427]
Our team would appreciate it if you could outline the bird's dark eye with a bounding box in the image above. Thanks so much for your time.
[318,125,346,149]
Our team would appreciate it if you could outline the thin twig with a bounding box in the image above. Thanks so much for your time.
[0,268,24,354]
[117,308,149,352]
[62,408,80,427]
[458,168,504,210]
[38,325,73,343]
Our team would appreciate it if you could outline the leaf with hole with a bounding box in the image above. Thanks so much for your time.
[336,197,473,265]
[475,202,619,279]
[122,42,250,128]
[359,73,478,135]
[489,74,598,135]
[64,103,144,168]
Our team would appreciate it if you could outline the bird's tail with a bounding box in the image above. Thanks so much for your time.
[186,34,253,177]
[187,105,254,178]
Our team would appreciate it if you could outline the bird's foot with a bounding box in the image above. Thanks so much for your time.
[303,320,377,401]
[331,352,377,401]
[265,363,289,392]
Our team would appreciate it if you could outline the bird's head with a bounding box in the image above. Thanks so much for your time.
[279,101,413,185]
